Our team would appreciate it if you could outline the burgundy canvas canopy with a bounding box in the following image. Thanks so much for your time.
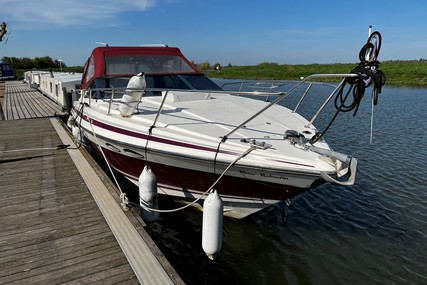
[81,46,201,89]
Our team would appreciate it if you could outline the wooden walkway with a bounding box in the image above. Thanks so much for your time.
[0,118,182,284]
[0,81,62,120]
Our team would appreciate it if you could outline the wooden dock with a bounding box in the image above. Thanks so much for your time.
[0,82,183,284]
[0,81,62,120]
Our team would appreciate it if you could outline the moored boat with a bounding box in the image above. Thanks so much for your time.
[68,32,385,219]
[0,62,16,80]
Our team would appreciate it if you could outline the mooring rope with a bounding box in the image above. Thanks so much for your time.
[0,144,70,153]
[135,144,257,213]
[72,102,87,149]
[88,118,129,209]
[79,103,257,214]
[309,31,386,144]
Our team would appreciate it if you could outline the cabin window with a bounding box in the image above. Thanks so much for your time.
[85,55,95,83]
[1,64,11,71]
[105,55,195,75]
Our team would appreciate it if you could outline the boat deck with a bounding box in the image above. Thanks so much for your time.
[0,81,62,120]
[0,81,182,284]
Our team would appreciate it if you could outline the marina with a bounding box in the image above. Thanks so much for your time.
[0,0,426,280]
[1,26,425,283]
[1,78,426,284]
[0,81,183,284]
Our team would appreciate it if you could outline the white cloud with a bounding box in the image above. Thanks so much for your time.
[0,0,156,28]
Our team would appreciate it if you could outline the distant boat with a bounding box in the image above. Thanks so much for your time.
[64,31,384,219]
[0,62,15,80]
[24,70,81,111]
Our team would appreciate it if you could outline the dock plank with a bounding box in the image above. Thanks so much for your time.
[0,117,183,284]
[61,264,139,285]
[2,81,62,120]
[12,88,31,118]
[51,118,179,284]
[16,89,38,118]
[0,78,184,283]
[0,118,138,284]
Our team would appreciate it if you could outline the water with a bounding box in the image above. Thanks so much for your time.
[125,82,427,284]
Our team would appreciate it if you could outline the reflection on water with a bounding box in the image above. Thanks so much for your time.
[121,82,427,285]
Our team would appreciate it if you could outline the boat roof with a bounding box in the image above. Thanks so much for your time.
[53,73,82,83]
[35,71,82,83]
[81,45,202,89]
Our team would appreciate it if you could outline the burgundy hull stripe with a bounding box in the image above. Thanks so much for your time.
[89,141,310,201]
[74,107,315,168]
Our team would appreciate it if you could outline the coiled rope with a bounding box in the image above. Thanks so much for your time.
[310,31,386,144]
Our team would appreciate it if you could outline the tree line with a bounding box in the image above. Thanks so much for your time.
[1,56,67,70]
[196,61,223,71]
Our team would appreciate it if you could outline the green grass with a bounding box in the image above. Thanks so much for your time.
[207,61,427,87]
[14,61,427,87]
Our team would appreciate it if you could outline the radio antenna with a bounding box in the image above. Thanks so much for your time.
[95,42,109,46]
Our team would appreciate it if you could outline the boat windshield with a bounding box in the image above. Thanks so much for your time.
[147,74,222,91]
[103,74,222,95]
[105,54,197,75]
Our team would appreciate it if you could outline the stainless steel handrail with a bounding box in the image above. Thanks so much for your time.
[220,73,359,142]
[81,73,359,142]
[220,81,245,91]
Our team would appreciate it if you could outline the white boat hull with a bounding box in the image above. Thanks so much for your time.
[65,45,361,219]
[73,105,330,219]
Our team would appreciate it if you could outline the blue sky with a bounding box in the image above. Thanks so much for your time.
[1,0,426,66]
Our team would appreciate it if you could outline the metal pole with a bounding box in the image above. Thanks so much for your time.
[149,91,169,134]
[306,78,345,127]
[107,89,114,115]
[293,82,313,113]
[370,91,374,144]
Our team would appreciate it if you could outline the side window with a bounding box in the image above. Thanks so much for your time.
[85,55,95,83]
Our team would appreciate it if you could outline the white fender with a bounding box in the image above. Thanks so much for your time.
[119,73,146,117]
[71,124,80,141]
[202,190,223,260]
[66,115,75,128]
[139,165,159,222]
